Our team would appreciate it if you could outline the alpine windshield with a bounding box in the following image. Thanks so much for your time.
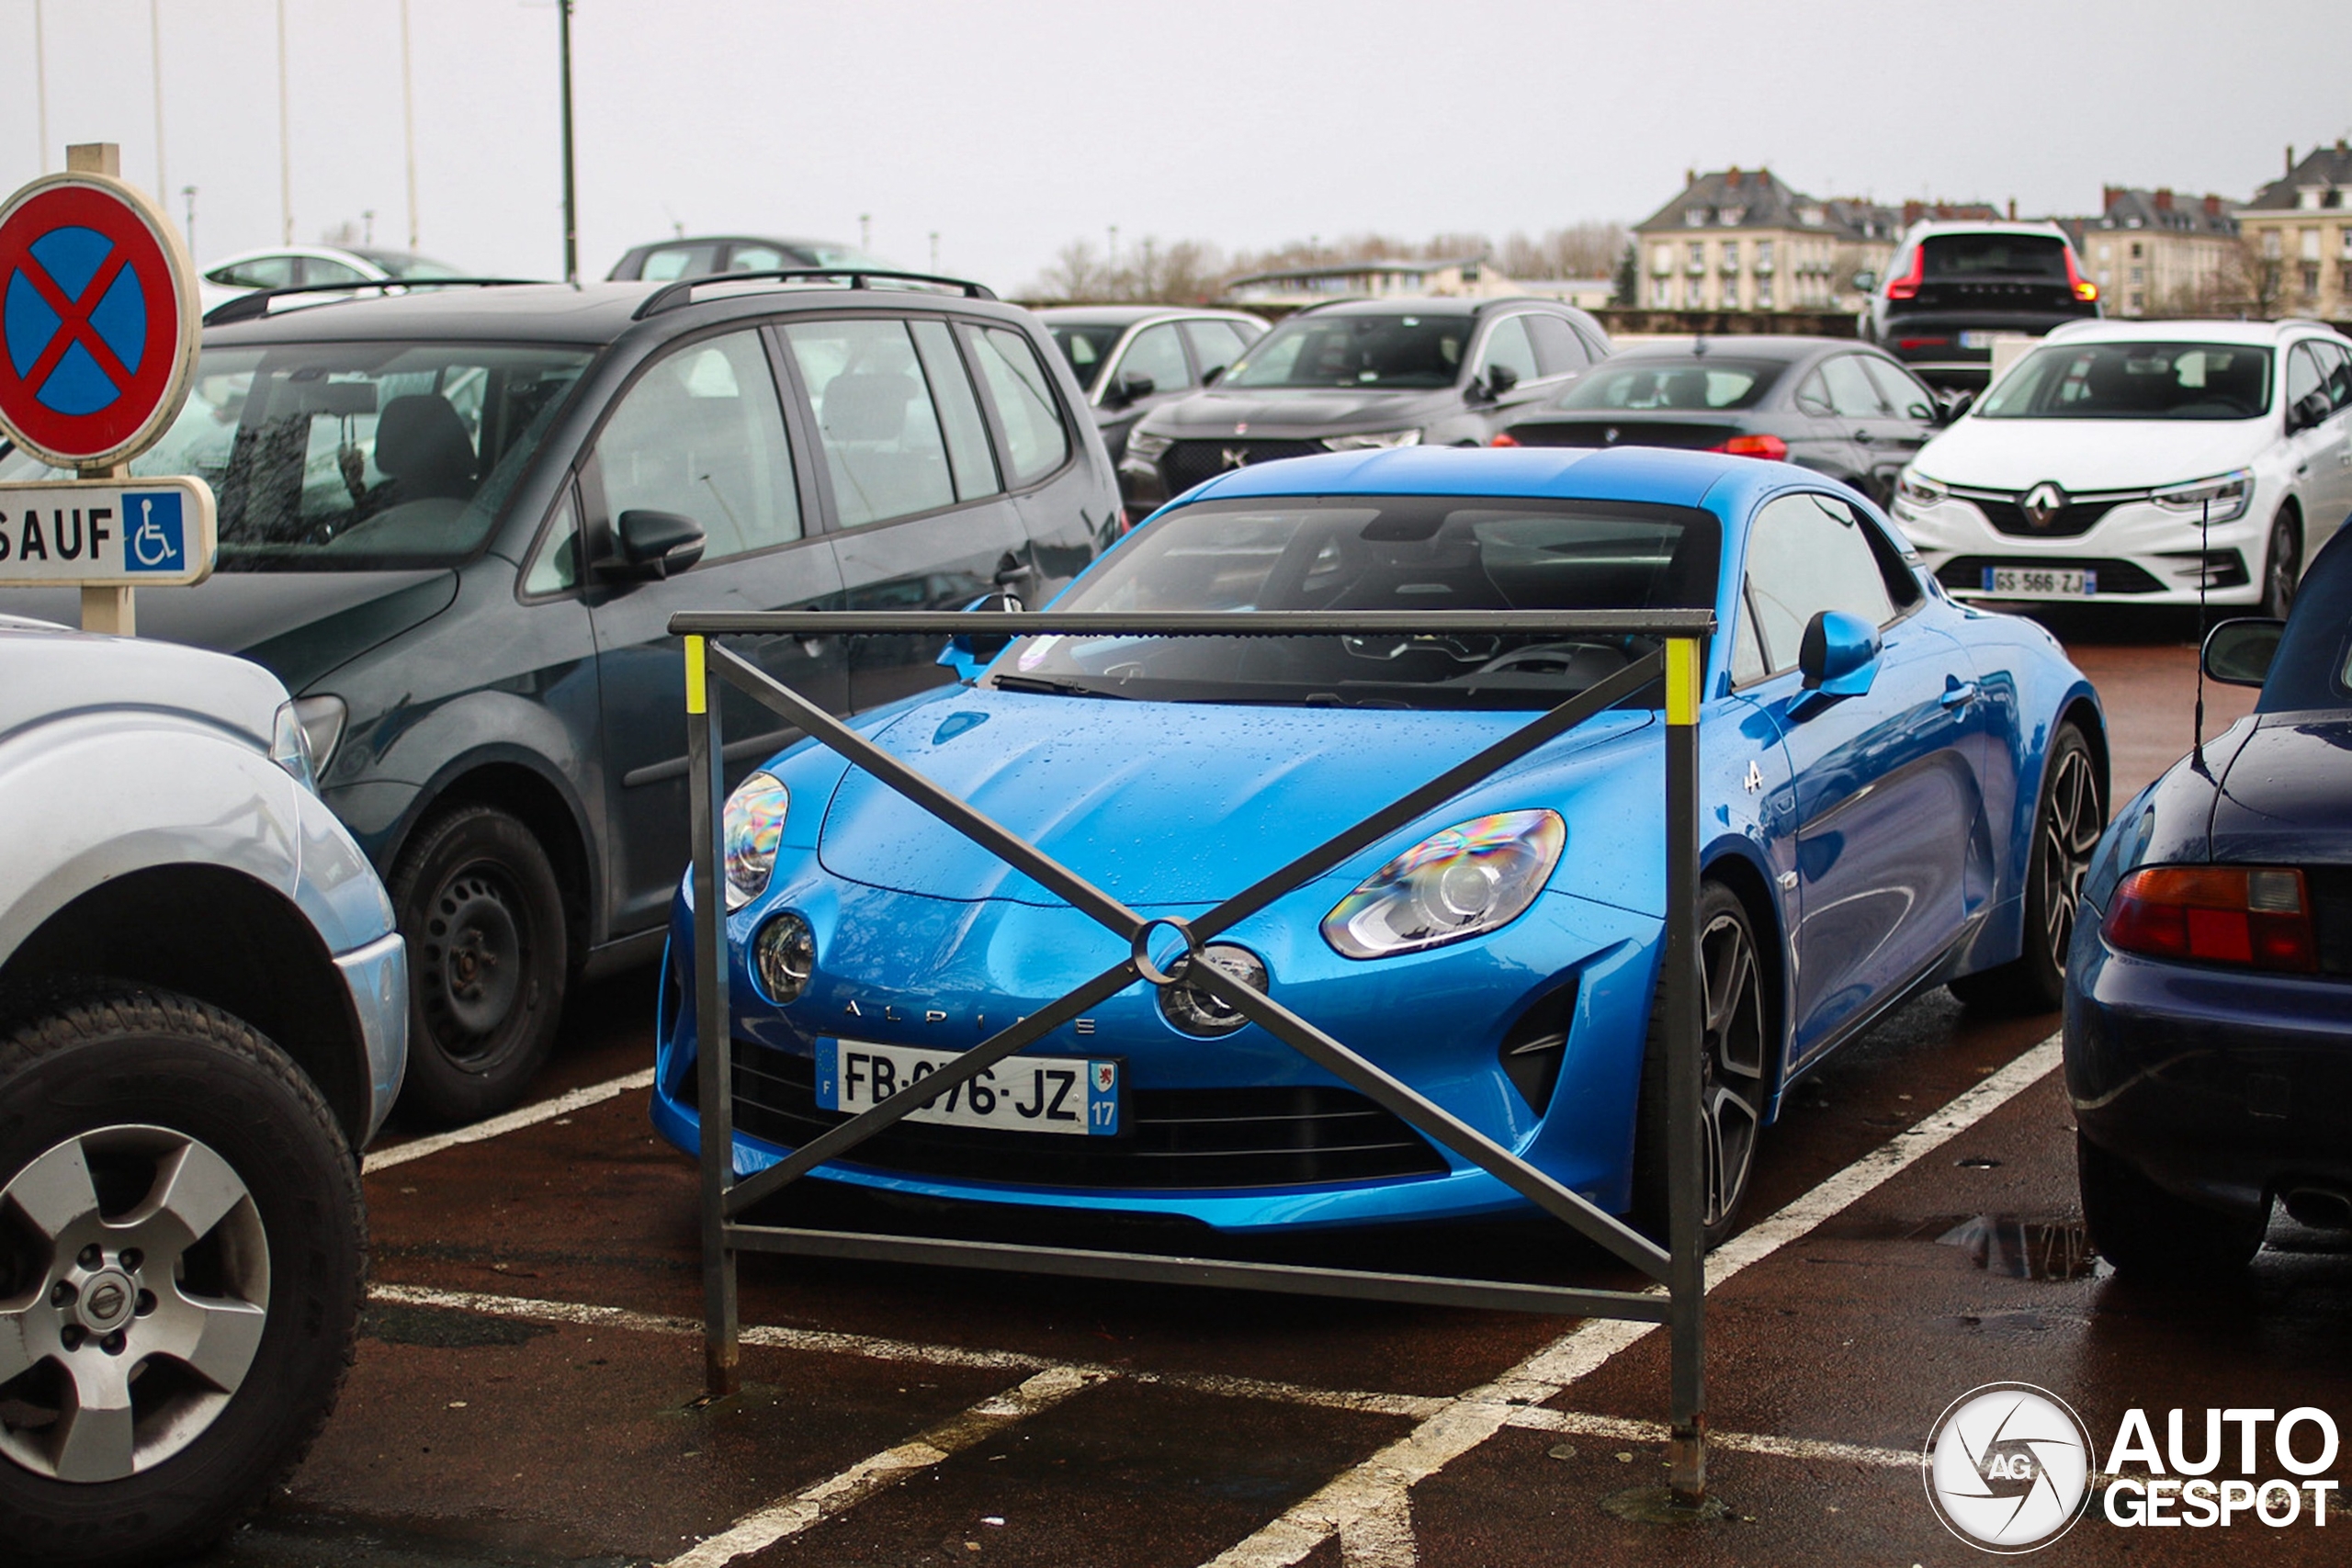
[990,495,1719,710]
[0,341,594,569]
[1976,342,2272,420]
[1223,314,1468,389]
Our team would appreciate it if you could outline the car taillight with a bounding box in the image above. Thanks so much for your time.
[1885,249,1925,301]
[1711,434,1788,459]
[1897,336,1951,350]
[2103,866,2316,973]
[2064,249,2098,303]
[1490,432,1521,447]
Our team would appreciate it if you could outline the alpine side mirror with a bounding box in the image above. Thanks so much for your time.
[2201,617,2285,687]
[597,509,706,581]
[1798,609,1883,697]
[937,590,1021,682]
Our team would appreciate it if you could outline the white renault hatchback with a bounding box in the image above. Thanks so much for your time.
[1890,320,2352,616]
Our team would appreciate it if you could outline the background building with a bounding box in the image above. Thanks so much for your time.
[1631,169,1996,316]
[1222,254,1521,307]
[2058,187,2239,317]
[2237,141,2352,320]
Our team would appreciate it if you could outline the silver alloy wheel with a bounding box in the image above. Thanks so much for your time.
[0,1126,270,1483]
[1698,909,1768,1229]
[2038,746,2103,973]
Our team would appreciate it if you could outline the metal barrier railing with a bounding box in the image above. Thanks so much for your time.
[671,606,1717,1500]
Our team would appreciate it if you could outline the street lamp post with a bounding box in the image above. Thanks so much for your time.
[557,0,579,283]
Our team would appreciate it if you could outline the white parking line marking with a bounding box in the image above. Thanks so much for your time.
[660,1364,1109,1568]
[361,1069,655,1174]
[1501,1405,1916,1469]
[1197,1033,2065,1568]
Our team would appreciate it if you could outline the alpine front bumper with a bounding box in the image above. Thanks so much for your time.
[2064,916,2352,1224]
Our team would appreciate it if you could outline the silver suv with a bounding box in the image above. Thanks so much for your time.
[0,616,405,1567]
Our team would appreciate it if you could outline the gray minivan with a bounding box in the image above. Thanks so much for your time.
[0,272,1120,1122]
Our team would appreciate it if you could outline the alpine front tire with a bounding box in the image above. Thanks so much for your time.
[391,805,569,1125]
[0,986,364,1568]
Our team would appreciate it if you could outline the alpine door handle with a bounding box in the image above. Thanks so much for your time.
[1940,680,1980,708]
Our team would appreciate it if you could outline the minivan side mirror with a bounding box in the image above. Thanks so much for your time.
[597,509,706,581]
[1798,609,1883,697]
[2201,617,2286,687]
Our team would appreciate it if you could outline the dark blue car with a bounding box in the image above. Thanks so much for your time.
[655,446,2103,1244]
[2067,525,2352,1274]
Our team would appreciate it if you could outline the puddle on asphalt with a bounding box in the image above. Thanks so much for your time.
[1935,1214,2103,1280]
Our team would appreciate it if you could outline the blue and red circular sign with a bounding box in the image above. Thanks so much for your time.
[0,173,199,469]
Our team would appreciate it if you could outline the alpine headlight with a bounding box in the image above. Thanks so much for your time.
[1321,809,1565,959]
[1322,428,1423,452]
[723,771,789,910]
[2153,468,2254,523]
[1125,428,1172,462]
[1894,468,1948,507]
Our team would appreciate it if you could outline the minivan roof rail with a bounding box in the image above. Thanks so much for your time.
[203,277,548,326]
[632,267,997,320]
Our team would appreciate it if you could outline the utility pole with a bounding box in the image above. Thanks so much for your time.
[859,212,871,252]
[182,186,198,261]
[401,0,420,250]
[277,0,293,243]
[33,0,48,172]
[150,0,167,197]
[558,0,578,282]
[929,231,939,272]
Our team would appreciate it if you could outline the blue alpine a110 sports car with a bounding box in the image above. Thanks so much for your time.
[652,446,2102,1242]
[2065,523,2352,1276]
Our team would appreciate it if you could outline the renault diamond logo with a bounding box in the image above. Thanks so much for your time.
[1221,447,1250,469]
[2021,482,2066,529]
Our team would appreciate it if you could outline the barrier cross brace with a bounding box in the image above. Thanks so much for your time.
[674,606,1715,1501]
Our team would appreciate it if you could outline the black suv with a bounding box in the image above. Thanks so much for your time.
[0,272,1119,1122]
[1117,297,1611,510]
[1859,222,2100,389]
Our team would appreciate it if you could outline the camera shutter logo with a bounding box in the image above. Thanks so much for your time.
[1923,1382,2096,1552]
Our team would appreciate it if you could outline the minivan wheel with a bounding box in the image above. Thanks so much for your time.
[2260,508,2301,621]
[392,806,569,1124]
[0,986,362,1568]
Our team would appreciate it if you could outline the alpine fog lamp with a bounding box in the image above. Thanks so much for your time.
[752,910,817,1003]
[1158,943,1270,1037]
[722,771,790,910]
[1322,809,1566,959]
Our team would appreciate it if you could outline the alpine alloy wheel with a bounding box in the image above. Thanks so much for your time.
[1633,882,1770,1247]
[391,805,569,1124]
[1949,723,2101,1014]
[0,1127,268,1483]
[1695,906,1768,1233]
[2034,743,2103,977]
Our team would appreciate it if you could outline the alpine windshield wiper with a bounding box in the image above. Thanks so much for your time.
[988,674,1134,700]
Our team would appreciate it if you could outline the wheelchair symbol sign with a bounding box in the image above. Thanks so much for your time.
[122,490,184,573]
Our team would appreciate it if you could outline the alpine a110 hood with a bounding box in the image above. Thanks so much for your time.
[1912,415,2266,494]
[815,687,1661,911]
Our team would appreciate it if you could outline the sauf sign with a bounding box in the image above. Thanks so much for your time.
[0,142,214,630]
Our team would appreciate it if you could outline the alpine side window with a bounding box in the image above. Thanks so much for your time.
[968,325,1071,487]
[785,318,957,527]
[1743,491,1900,673]
[1730,589,1770,686]
[595,330,802,562]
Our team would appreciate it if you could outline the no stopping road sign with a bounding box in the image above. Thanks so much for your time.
[0,172,200,470]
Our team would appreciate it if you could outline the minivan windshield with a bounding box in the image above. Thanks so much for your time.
[1223,314,1467,390]
[1975,342,2272,421]
[989,495,1718,710]
[0,342,594,570]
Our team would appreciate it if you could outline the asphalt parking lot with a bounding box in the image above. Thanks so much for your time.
[193,609,2348,1568]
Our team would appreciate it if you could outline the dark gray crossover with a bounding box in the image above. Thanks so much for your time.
[1498,337,1955,507]
[0,273,1119,1122]
[1117,297,1611,510]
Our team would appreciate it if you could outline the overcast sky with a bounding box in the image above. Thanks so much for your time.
[9,0,2350,292]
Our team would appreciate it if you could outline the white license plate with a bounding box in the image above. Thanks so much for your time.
[1960,330,1996,349]
[816,1038,1121,1135]
[1983,566,2097,597]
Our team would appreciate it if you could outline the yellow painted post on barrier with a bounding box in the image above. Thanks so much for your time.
[1666,636,1701,728]
[684,635,707,714]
